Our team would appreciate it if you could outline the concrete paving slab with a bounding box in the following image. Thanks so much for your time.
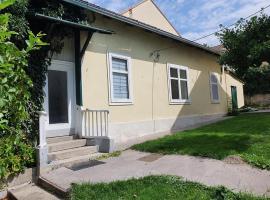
[42,150,270,197]
[9,183,60,200]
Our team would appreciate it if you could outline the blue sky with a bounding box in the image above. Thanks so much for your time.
[87,0,270,46]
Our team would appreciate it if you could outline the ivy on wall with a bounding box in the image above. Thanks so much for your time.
[5,0,88,142]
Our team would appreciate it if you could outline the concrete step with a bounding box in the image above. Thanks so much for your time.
[46,153,105,172]
[48,139,86,153]
[8,183,60,200]
[48,146,98,161]
[47,135,74,144]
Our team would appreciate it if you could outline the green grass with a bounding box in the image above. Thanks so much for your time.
[132,113,270,170]
[70,175,267,200]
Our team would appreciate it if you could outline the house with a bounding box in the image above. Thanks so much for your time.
[34,0,244,170]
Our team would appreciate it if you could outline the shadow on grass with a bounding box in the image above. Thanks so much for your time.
[132,134,252,160]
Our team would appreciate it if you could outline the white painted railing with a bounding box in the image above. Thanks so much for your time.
[81,109,109,137]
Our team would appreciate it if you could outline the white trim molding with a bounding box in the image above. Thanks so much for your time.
[167,63,191,105]
[209,72,220,104]
[107,52,133,105]
[43,59,76,136]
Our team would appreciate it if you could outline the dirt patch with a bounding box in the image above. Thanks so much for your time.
[223,155,247,165]
[138,154,163,162]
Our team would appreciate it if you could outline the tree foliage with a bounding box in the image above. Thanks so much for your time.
[217,14,270,95]
[0,0,46,179]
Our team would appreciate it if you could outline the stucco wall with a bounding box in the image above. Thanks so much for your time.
[225,73,245,108]
[122,0,179,36]
[81,14,229,125]
[52,37,75,62]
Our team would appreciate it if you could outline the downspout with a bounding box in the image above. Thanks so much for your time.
[151,52,160,134]
[74,29,82,106]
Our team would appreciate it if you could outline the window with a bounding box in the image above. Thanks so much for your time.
[168,64,190,104]
[210,73,219,103]
[108,53,132,104]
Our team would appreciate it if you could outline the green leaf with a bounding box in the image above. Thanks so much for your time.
[0,0,16,10]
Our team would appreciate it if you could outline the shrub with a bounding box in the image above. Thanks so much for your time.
[0,0,46,179]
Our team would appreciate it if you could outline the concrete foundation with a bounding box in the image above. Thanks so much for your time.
[109,113,226,147]
[86,137,115,153]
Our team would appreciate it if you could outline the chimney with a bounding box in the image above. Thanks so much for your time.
[128,8,133,18]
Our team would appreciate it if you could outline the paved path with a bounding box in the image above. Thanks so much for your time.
[43,150,270,197]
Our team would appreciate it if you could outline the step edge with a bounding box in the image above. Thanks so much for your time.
[48,146,98,156]
[47,139,86,147]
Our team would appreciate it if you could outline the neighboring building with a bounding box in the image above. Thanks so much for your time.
[34,0,245,169]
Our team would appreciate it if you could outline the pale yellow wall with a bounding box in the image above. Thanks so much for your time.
[53,37,75,62]
[80,14,234,123]
[122,0,179,36]
[225,73,245,108]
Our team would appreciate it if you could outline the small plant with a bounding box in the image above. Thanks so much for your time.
[227,98,239,116]
[96,151,122,160]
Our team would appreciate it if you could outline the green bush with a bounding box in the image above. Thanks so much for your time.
[0,0,46,179]
[0,134,35,179]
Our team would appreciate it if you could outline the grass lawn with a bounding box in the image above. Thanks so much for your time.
[70,176,267,200]
[132,113,270,170]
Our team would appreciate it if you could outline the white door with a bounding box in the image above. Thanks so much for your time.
[44,60,76,137]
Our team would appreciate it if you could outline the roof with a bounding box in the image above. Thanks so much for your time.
[32,13,113,34]
[61,0,220,56]
[210,44,226,54]
[224,67,245,84]
[121,0,181,36]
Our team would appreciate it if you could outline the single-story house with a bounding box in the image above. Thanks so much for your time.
[35,0,244,170]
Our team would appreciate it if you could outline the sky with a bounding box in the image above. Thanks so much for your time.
[87,0,270,46]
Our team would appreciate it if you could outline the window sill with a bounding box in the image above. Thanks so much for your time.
[169,101,191,105]
[109,102,134,106]
[211,101,220,104]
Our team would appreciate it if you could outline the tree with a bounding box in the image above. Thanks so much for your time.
[217,14,270,95]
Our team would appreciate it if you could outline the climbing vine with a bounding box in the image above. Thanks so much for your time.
[6,0,88,143]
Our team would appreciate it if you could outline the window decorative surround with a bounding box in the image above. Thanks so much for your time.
[167,64,191,104]
[209,72,220,103]
[108,53,133,105]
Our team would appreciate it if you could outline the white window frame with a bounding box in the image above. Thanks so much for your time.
[108,52,133,105]
[209,72,220,104]
[167,63,191,104]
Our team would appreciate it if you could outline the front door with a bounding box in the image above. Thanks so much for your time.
[231,86,238,110]
[44,60,76,137]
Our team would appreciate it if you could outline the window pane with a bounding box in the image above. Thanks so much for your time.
[212,84,219,100]
[180,69,187,79]
[112,57,127,71]
[113,72,129,99]
[211,74,218,83]
[180,80,188,100]
[48,70,68,124]
[170,68,178,78]
[171,79,179,100]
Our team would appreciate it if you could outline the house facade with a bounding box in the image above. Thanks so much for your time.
[37,0,244,168]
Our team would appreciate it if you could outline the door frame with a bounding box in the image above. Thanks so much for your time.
[43,60,76,136]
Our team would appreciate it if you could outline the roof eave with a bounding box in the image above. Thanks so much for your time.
[31,13,114,34]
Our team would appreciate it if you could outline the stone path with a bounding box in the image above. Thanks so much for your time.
[42,150,270,197]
